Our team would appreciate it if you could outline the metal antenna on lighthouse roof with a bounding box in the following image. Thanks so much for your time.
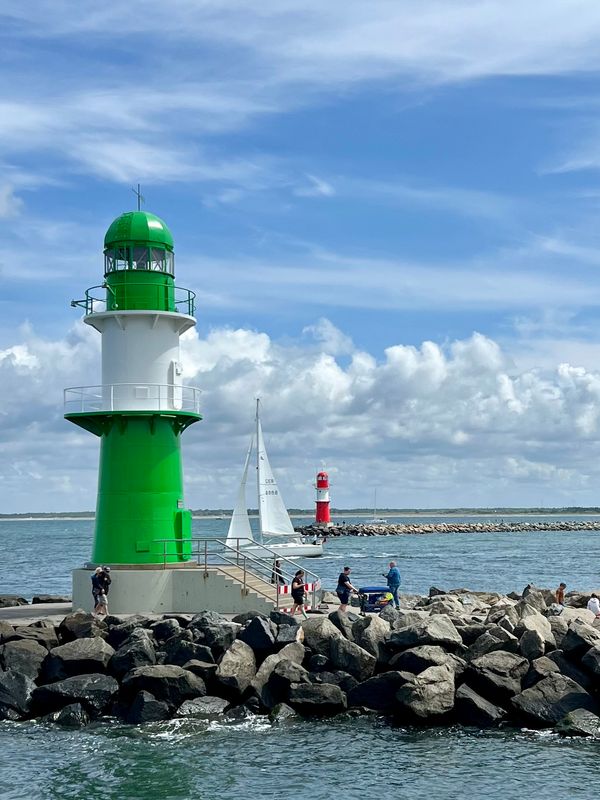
[132,183,145,211]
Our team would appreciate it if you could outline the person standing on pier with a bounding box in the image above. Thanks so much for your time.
[383,561,401,609]
[290,570,308,619]
[336,566,358,612]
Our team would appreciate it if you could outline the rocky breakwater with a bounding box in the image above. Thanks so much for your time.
[299,520,600,536]
[2,588,600,735]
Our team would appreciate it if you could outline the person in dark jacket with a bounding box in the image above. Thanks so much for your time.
[98,566,112,595]
[91,567,103,608]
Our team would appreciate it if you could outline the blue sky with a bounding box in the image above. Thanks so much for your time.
[4,1,600,512]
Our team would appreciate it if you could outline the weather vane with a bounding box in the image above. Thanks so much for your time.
[131,183,145,211]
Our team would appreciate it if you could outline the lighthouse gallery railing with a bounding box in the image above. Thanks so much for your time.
[64,383,202,414]
[71,284,196,316]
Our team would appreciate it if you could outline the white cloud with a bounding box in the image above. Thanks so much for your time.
[294,174,335,197]
[3,318,600,511]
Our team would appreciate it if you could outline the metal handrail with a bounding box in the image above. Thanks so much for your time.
[64,383,202,415]
[155,536,321,610]
[71,283,196,316]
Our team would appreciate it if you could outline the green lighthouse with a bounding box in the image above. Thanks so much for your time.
[65,210,201,567]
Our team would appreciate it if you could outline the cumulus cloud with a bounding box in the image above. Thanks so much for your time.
[3,318,600,511]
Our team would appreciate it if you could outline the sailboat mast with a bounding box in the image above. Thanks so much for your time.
[256,398,263,542]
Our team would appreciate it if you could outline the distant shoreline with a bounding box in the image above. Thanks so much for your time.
[3,509,600,522]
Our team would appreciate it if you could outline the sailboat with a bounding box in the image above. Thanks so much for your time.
[225,401,324,558]
[366,489,387,524]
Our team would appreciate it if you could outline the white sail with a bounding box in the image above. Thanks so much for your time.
[256,407,297,538]
[226,436,254,546]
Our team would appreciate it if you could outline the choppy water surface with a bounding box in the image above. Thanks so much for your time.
[0,717,600,800]
[2,515,600,799]
[2,514,600,597]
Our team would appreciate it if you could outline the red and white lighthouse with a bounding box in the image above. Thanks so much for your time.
[315,471,332,526]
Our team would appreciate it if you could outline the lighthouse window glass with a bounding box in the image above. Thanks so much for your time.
[151,248,166,272]
[115,247,129,270]
[166,251,174,274]
[132,247,149,270]
[104,252,115,272]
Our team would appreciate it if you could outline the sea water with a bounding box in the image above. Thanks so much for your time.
[1,515,600,799]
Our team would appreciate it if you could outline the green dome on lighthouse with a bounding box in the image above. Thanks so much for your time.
[104,211,174,251]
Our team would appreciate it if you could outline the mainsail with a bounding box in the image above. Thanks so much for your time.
[256,405,297,538]
[225,436,254,546]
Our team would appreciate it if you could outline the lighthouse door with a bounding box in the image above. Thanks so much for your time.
[169,360,183,410]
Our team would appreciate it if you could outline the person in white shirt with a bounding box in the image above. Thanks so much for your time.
[587,593,600,618]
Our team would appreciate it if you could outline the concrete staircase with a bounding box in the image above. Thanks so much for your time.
[202,566,278,614]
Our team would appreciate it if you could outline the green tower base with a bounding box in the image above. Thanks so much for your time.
[66,411,200,564]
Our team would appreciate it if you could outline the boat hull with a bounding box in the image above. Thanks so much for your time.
[241,542,323,558]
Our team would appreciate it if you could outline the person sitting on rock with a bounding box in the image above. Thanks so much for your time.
[555,582,566,606]
[587,593,600,618]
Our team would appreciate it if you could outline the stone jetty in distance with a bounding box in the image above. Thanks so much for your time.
[2,584,600,736]
[298,520,600,536]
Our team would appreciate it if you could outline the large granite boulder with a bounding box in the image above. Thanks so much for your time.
[387,615,462,652]
[181,660,218,683]
[0,622,14,644]
[270,611,300,627]
[512,674,598,726]
[121,665,206,709]
[352,615,390,658]
[109,630,157,679]
[50,703,90,728]
[125,690,171,724]
[276,625,304,647]
[161,637,214,668]
[519,629,545,661]
[396,665,455,720]
[514,610,555,651]
[106,618,151,650]
[309,670,358,695]
[5,626,59,650]
[301,618,342,657]
[0,670,36,720]
[390,645,466,676]
[458,623,488,646]
[454,683,506,727]
[329,637,376,681]
[32,673,119,716]
[267,659,311,704]
[250,643,305,708]
[215,641,256,698]
[58,612,107,643]
[582,645,600,676]
[524,650,594,692]
[42,637,115,682]
[189,615,241,657]
[0,639,47,680]
[238,617,277,653]
[562,621,600,659]
[269,702,298,724]
[347,671,411,713]
[556,708,600,738]
[288,683,347,716]
[328,610,356,641]
[467,651,529,705]
[176,696,229,718]
[150,619,180,642]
